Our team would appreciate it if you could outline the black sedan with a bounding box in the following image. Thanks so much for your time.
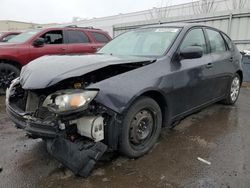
[6,23,242,177]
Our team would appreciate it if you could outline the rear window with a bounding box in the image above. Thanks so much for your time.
[67,30,90,44]
[91,32,110,43]
[222,33,233,50]
[206,29,226,53]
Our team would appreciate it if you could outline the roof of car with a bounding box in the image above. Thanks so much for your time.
[142,22,207,29]
[42,25,104,32]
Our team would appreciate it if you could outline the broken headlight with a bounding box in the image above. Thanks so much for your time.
[43,89,98,114]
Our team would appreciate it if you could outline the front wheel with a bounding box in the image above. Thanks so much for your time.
[119,97,162,158]
[221,73,241,105]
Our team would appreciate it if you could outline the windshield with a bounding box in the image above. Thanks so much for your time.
[99,27,180,56]
[7,29,40,43]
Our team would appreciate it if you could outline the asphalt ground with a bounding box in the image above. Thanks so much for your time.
[0,88,250,188]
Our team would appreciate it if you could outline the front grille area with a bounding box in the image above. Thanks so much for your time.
[8,83,55,121]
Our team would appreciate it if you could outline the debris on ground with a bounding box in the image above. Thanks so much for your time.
[197,157,211,165]
[92,168,105,176]
[0,167,3,173]
[102,177,110,182]
[160,175,166,180]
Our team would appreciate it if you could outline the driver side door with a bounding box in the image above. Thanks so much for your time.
[28,30,68,62]
[170,28,215,117]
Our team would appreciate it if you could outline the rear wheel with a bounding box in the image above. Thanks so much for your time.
[221,73,241,105]
[119,97,162,158]
[0,63,20,94]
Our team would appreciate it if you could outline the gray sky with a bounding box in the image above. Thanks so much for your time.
[0,0,192,24]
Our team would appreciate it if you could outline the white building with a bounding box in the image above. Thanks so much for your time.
[61,0,250,37]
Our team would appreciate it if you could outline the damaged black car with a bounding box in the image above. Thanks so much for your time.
[6,23,242,177]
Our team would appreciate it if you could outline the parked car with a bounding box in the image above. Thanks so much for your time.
[0,26,111,93]
[6,23,242,177]
[0,31,21,42]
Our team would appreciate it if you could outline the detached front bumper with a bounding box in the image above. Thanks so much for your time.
[47,137,107,177]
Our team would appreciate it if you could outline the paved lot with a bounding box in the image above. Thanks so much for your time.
[0,88,250,188]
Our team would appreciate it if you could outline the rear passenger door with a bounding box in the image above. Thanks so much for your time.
[205,28,234,98]
[65,30,97,54]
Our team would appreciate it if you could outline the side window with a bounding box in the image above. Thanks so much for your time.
[206,29,226,53]
[67,30,89,44]
[180,28,207,54]
[91,32,110,43]
[41,30,64,45]
[222,33,233,51]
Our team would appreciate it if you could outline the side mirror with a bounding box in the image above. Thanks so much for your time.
[180,46,203,59]
[33,38,45,47]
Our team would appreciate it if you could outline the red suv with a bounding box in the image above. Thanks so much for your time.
[0,26,111,93]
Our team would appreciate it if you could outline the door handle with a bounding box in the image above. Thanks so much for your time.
[60,48,67,51]
[205,63,213,69]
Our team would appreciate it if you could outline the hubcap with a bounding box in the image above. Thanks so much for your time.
[230,77,240,102]
[129,109,154,146]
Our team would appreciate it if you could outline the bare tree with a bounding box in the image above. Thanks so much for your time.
[231,0,247,9]
[145,0,171,22]
[192,0,216,14]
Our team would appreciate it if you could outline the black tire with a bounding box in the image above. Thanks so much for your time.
[221,73,241,105]
[119,96,162,158]
[0,63,20,94]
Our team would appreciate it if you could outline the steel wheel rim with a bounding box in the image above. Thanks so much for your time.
[129,109,155,148]
[230,77,240,102]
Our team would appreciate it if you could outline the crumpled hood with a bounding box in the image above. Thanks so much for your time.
[20,54,155,89]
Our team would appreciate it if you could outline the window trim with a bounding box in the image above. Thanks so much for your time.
[221,32,234,51]
[178,26,209,55]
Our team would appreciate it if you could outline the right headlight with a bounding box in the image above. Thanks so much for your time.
[43,89,98,114]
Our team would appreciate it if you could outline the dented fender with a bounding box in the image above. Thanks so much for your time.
[88,59,173,114]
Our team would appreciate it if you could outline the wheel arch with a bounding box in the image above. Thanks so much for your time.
[125,89,170,127]
[236,70,243,84]
[0,58,22,70]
